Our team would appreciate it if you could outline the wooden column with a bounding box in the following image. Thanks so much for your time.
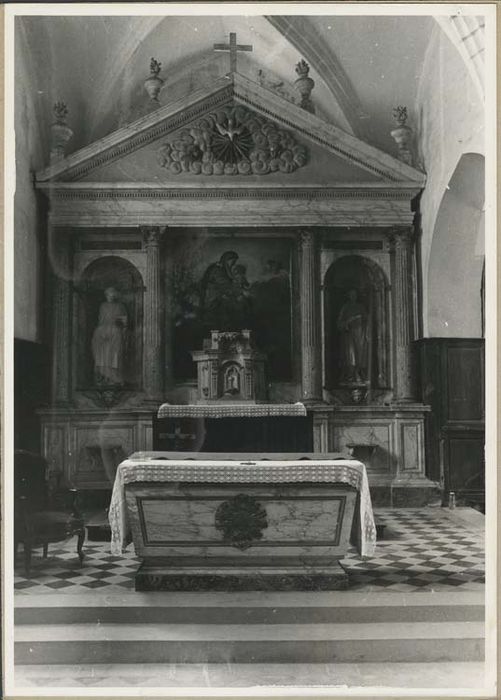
[50,227,72,405]
[298,230,322,402]
[391,227,415,401]
[142,226,163,402]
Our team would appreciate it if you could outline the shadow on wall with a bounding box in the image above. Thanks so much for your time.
[427,153,484,338]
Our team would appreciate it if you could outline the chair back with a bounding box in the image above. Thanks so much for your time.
[14,450,49,512]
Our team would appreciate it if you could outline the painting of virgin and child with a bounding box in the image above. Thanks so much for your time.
[173,240,292,380]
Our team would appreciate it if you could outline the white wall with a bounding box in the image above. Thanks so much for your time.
[416,24,484,338]
[427,153,484,336]
[14,24,47,341]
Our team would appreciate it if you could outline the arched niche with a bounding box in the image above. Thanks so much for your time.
[427,153,484,337]
[324,255,391,392]
[74,256,144,391]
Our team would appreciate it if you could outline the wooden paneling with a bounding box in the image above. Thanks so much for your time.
[445,345,484,422]
[416,338,484,506]
[14,339,50,452]
[443,431,485,493]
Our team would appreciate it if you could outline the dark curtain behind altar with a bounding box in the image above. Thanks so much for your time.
[153,415,313,453]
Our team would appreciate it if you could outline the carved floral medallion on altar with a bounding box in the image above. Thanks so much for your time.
[157,105,308,176]
[215,493,268,550]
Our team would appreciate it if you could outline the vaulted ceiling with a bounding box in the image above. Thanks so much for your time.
[16,13,448,167]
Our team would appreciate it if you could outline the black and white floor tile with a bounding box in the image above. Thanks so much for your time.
[14,508,484,594]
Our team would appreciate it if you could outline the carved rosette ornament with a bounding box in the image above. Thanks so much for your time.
[158,105,307,176]
[215,494,268,550]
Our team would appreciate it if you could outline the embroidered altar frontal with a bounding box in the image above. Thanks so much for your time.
[111,454,376,591]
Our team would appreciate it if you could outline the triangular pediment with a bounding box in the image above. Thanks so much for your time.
[36,73,425,190]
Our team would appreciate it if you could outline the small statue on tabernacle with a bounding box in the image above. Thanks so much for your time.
[224,365,240,395]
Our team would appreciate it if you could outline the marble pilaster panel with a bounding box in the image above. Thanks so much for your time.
[298,231,322,402]
[391,227,416,401]
[142,226,163,401]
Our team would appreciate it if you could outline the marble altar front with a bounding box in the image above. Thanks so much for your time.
[110,453,376,591]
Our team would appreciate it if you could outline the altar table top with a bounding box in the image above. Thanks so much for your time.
[109,455,376,558]
[157,403,307,418]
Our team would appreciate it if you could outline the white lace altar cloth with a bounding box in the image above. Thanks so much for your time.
[157,403,307,418]
[109,458,376,558]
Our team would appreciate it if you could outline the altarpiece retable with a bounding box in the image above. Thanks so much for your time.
[36,54,433,506]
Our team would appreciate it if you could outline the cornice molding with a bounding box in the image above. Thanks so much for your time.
[37,184,421,201]
[43,184,417,228]
[36,73,426,188]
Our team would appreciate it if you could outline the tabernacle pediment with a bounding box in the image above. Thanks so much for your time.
[36,73,425,189]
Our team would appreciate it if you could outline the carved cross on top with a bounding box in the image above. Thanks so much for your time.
[214,32,253,74]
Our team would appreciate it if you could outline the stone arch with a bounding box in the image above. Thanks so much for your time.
[427,153,484,337]
[74,256,144,390]
[323,255,391,392]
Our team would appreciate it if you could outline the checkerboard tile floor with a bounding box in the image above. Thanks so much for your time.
[14,508,484,594]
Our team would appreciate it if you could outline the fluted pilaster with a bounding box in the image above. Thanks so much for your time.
[142,226,163,401]
[391,227,415,401]
[298,231,322,402]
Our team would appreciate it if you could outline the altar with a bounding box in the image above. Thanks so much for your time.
[154,401,312,452]
[109,452,376,591]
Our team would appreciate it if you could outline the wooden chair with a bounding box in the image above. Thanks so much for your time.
[14,450,86,576]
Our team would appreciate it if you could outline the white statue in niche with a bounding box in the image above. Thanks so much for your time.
[337,288,369,384]
[91,287,128,386]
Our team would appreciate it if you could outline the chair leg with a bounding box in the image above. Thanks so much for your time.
[23,542,32,578]
[77,528,85,566]
[43,543,49,558]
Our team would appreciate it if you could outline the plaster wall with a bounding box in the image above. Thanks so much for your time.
[14,26,47,341]
[427,158,484,336]
[14,19,89,341]
[416,25,484,338]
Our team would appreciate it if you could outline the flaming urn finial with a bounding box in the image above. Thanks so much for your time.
[390,106,414,166]
[50,101,73,163]
[294,59,315,114]
[144,57,164,103]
